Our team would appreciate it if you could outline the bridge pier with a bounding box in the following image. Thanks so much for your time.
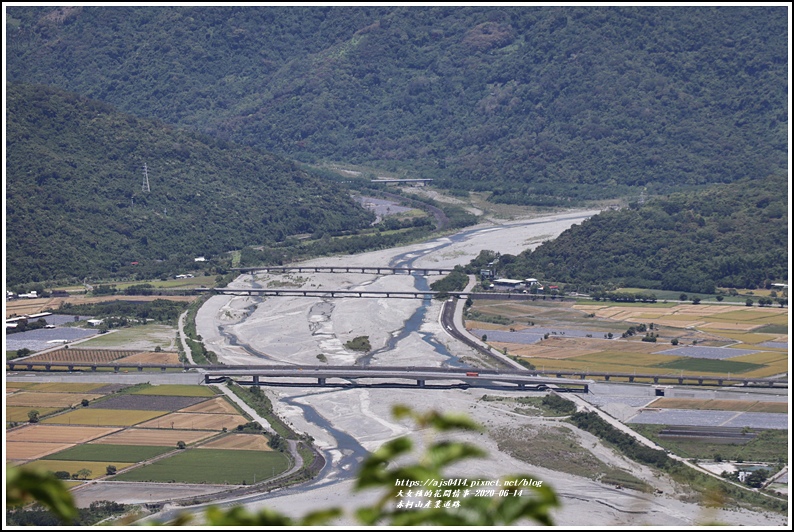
[417,379,425,388]
[253,375,260,386]
[653,377,659,383]
[161,366,167,372]
[138,366,143,372]
[68,365,74,372]
[91,365,97,372]
[628,376,635,382]
[604,375,610,381]
[718,379,723,386]
[678,378,684,384]
[114,366,120,373]
[318,377,326,385]
[27,364,33,371]
[697,379,703,385]
[580,373,586,380]
[45,364,51,371]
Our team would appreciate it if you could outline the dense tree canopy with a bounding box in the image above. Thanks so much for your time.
[5,83,374,285]
[6,6,787,204]
[496,174,788,292]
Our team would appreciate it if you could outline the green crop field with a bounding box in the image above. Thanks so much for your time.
[653,358,765,374]
[42,444,173,463]
[753,324,789,334]
[109,448,290,484]
[631,426,788,463]
[77,324,177,349]
[129,384,216,397]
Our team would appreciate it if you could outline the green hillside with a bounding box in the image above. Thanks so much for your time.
[6,6,787,204]
[490,174,788,292]
[5,83,374,286]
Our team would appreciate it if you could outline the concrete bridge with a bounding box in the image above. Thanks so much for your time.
[231,265,455,275]
[4,362,587,392]
[196,287,556,301]
[6,361,786,389]
[200,366,589,392]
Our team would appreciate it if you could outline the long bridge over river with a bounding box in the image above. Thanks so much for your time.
[231,265,456,275]
[195,287,547,301]
[5,362,786,389]
[4,363,589,392]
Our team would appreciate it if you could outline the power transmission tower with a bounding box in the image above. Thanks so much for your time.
[142,163,151,192]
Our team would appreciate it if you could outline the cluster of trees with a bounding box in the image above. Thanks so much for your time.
[491,175,787,292]
[429,267,469,294]
[5,82,375,286]
[6,318,48,335]
[569,411,670,469]
[57,300,188,325]
[7,7,786,205]
[7,499,127,527]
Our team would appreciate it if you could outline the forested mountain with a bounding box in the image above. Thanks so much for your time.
[6,6,787,204]
[492,174,788,292]
[5,83,374,285]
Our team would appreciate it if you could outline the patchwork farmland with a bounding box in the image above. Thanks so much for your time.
[5,381,292,491]
[11,347,182,366]
[466,299,789,379]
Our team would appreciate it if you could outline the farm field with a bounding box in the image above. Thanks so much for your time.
[647,398,788,413]
[41,408,168,426]
[631,425,788,463]
[93,428,217,446]
[179,397,240,415]
[90,394,208,411]
[7,425,121,443]
[17,348,139,364]
[109,449,290,484]
[129,384,216,397]
[6,407,62,424]
[27,459,135,480]
[117,351,181,364]
[199,434,273,451]
[6,441,75,461]
[7,392,104,408]
[75,323,179,350]
[467,299,789,378]
[137,412,248,431]
[42,444,174,463]
[22,382,113,393]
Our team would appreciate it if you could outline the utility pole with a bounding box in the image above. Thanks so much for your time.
[142,163,150,192]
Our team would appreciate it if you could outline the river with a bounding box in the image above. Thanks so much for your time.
[192,211,600,504]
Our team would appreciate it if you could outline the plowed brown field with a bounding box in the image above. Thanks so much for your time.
[7,392,104,408]
[137,412,248,431]
[6,441,75,461]
[93,428,217,446]
[117,351,181,364]
[6,425,121,443]
[199,433,273,451]
[179,397,240,415]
